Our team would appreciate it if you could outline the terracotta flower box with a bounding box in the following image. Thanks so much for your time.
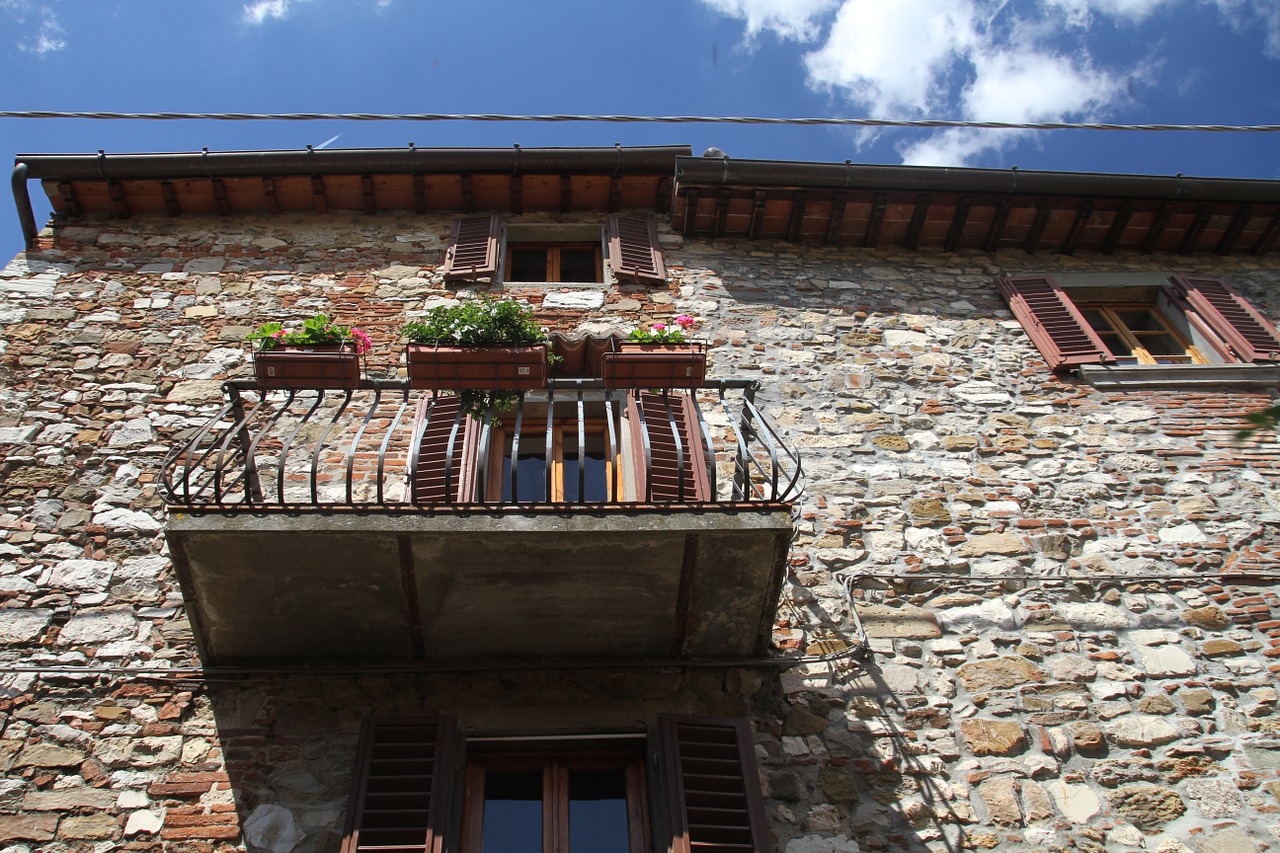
[253,344,362,390]
[601,342,707,389]
[405,344,549,390]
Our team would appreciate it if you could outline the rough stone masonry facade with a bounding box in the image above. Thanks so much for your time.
[1,211,1279,853]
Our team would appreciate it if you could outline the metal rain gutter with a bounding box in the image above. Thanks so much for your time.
[11,162,36,248]
[673,156,1280,205]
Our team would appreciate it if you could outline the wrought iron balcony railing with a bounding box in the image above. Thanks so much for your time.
[162,378,803,510]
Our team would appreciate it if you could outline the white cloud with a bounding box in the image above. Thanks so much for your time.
[700,0,839,40]
[243,0,292,25]
[4,2,66,56]
[705,0,1163,166]
[1208,0,1280,58]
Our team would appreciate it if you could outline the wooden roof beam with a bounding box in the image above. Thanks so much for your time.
[904,193,930,251]
[1253,213,1280,256]
[681,190,697,236]
[944,196,970,253]
[107,181,131,218]
[361,175,377,215]
[56,181,81,218]
[1061,201,1093,256]
[1141,203,1171,254]
[714,189,730,238]
[510,175,523,216]
[262,177,281,215]
[559,175,572,214]
[460,174,474,214]
[608,175,621,213]
[748,190,766,240]
[161,181,181,217]
[412,174,427,214]
[1102,202,1133,255]
[1023,198,1051,254]
[824,191,846,245]
[656,175,672,214]
[786,191,807,242]
[984,197,1011,253]
[1216,205,1249,255]
[863,192,887,249]
[211,179,230,216]
[311,176,328,214]
[1178,204,1212,255]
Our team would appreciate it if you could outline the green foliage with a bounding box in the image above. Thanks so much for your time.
[1238,403,1280,440]
[246,314,372,353]
[400,297,549,347]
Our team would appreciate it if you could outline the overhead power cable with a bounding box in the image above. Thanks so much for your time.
[0,110,1278,133]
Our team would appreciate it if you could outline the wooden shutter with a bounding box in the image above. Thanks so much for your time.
[442,215,502,281]
[996,275,1111,370]
[608,215,666,284]
[1169,275,1280,362]
[341,717,458,853]
[627,392,711,502]
[659,715,772,853]
[410,396,478,503]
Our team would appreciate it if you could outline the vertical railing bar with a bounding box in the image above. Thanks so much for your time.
[277,391,326,506]
[240,392,293,507]
[406,394,435,507]
[376,389,410,506]
[211,396,261,507]
[510,393,525,504]
[741,394,804,501]
[634,393,653,502]
[689,389,717,500]
[662,390,686,503]
[544,391,555,504]
[739,393,781,501]
[475,404,493,505]
[719,386,754,502]
[576,390,586,504]
[603,390,620,501]
[345,389,383,506]
[227,385,265,504]
[310,390,355,506]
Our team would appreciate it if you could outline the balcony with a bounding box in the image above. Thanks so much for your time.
[163,378,802,665]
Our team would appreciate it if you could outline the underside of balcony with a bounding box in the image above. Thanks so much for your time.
[162,379,802,665]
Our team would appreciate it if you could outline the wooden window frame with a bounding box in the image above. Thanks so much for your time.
[485,417,622,503]
[461,742,650,853]
[506,242,604,284]
[1074,301,1209,365]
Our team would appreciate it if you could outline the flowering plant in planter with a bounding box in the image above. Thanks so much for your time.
[246,313,372,353]
[400,297,553,416]
[605,314,707,389]
[246,314,371,389]
[626,313,697,343]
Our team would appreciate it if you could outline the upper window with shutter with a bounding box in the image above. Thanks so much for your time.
[997,273,1280,373]
[442,215,667,286]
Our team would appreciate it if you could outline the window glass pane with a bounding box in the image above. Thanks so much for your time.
[569,769,629,853]
[559,248,599,282]
[482,771,542,853]
[562,434,608,502]
[503,439,548,503]
[509,247,549,281]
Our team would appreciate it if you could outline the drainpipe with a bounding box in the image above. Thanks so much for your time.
[11,162,37,249]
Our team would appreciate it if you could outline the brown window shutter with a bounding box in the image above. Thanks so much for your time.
[341,716,458,853]
[410,396,479,503]
[608,215,666,284]
[996,275,1110,370]
[1169,275,1280,362]
[627,392,711,502]
[442,215,502,281]
[659,715,772,853]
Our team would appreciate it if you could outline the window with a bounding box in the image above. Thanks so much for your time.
[340,716,771,853]
[442,215,665,285]
[409,392,711,505]
[997,274,1280,372]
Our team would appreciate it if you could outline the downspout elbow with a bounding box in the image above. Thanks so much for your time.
[11,162,38,249]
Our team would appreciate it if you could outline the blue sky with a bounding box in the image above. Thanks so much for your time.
[2,0,1279,258]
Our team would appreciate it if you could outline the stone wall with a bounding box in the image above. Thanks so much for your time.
[0,212,1278,852]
